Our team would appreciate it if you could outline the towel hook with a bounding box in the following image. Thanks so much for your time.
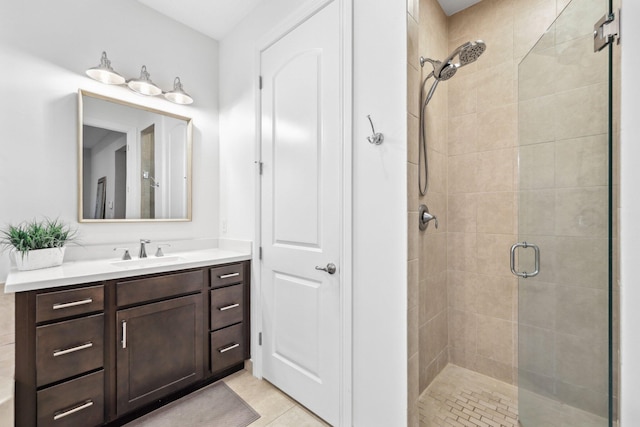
[366,115,384,145]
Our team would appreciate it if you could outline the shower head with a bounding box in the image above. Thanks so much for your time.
[420,57,458,81]
[441,40,486,69]
[458,40,486,65]
[420,40,487,81]
[437,63,458,80]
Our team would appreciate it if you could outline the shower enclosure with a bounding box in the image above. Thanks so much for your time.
[515,0,617,424]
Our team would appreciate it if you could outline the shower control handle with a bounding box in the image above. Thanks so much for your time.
[419,204,438,231]
[422,211,438,228]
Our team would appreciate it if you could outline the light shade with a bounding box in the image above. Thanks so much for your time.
[85,52,126,85]
[127,65,162,96]
[164,77,194,105]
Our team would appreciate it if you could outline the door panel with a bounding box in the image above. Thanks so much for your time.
[272,272,321,379]
[116,294,203,415]
[261,1,341,425]
[273,51,322,247]
[516,0,612,425]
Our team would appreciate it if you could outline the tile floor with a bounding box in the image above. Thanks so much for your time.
[419,364,609,427]
[223,370,329,427]
[419,365,518,427]
[517,389,607,427]
[122,369,329,426]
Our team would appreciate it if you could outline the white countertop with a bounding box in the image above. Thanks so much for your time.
[4,248,251,293]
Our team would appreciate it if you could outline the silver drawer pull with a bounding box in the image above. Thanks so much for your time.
[219,272,240,279]
[53,298,93,310]
[219,303,240,311]
[219,343,240,353]
[53,400,93,420]
[53,342,93,357]
[122,320,127,349]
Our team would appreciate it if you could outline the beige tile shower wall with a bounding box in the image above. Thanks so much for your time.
[445,0,569,385]
[419,0,450,396]
[407,2,450,415]
[418,0,449,396]
[407,1,420,426]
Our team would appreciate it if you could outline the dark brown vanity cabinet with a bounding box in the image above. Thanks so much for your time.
[209,263,250,374]
[15,260,250,427]
[16,284,106,427]
[115,294,203,415]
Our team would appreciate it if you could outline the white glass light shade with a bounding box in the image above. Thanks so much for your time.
[164,77,194,105]
[127,65,162,96]
[86,52,125,85]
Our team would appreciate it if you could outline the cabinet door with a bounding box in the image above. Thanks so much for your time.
[116,294,203,415]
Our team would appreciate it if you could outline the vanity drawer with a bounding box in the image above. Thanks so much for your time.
[37,370,104,427]
[36,284,104,323]
[210,284,244,330]
[117,270,203,307]
[210,323,244,373]
[210,264,243,289]
[36,314,104,387]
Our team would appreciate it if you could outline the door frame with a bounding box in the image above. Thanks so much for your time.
[252,0,353,425]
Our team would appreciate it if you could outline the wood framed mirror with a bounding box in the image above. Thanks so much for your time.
[78,90,192,222]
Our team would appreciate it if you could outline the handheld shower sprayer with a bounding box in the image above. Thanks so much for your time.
[420,40,486,83]
[418,40,486,196]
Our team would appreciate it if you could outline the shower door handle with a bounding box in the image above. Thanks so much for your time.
[510,242,540,279]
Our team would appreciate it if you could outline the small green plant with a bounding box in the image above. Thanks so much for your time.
[0,218,76,254]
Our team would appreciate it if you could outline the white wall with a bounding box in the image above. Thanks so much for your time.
[619,1,640,424]
[89,131,126,219]
[219,0,299,241]
[219,0,407,425]
[0,0,219,281]
[351,0,407,425]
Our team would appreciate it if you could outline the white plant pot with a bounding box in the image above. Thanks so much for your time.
[12,247,66,271]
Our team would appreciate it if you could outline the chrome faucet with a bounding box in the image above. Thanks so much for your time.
[139,239,151,258]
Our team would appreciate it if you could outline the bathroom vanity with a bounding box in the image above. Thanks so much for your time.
[7,251,250,427]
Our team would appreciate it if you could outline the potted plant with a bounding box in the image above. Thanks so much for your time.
[0,218,76,271]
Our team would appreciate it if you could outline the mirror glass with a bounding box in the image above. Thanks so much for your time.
[78,90,192,222]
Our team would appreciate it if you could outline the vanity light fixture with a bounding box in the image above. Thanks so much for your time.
[85,51,126,85]
[127,65,162,96]
[164,77,193,105]
[85,52,194,105]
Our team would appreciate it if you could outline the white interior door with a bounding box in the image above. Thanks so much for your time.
[260,1,341,425]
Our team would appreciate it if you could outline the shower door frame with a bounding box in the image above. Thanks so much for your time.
[514,0,617,425]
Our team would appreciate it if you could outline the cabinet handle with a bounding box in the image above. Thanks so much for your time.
[219,343,240,353]
[121,320,127,349]
[53,342,93,357]
[219,303,240,311]
[53,400,93,420]
[53,298,93,310]
[219,272,240,279]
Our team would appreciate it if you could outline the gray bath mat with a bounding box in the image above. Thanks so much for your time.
[125,381,260,427]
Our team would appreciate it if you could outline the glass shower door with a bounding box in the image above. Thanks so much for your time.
[516,0,613,425]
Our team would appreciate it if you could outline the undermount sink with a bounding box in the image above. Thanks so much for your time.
[110,256,185,269]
